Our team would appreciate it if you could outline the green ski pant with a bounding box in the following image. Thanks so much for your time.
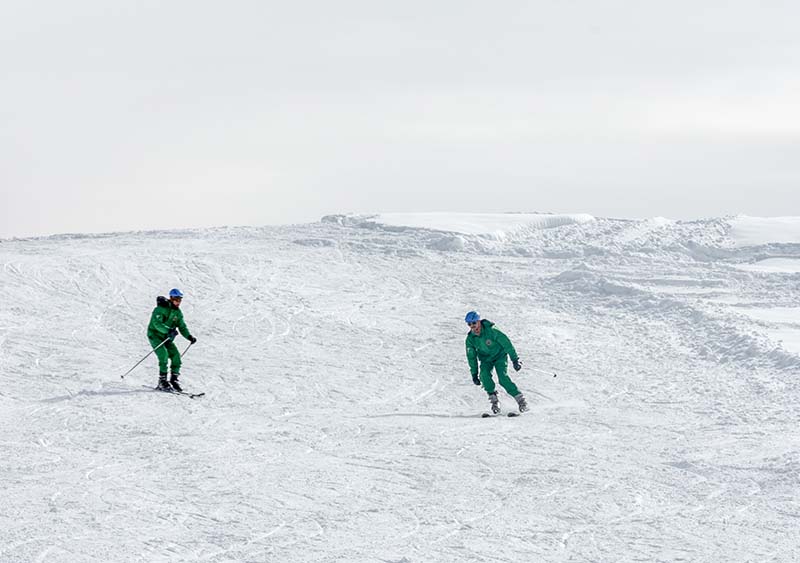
[149,336,181,375]
[479,355,520,397]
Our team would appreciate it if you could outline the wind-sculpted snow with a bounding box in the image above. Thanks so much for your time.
[1,214,799,562]
[324,212,595,236]
[728,215,800,247]
[322,212,597,254]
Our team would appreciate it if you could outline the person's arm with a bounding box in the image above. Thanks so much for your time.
[149,308,171,335]
[493,327,519,361]
[177,310,192,340]
[466,338,479,376]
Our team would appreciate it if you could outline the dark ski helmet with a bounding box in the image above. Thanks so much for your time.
[169,288,184,298]
[465,311,480,324]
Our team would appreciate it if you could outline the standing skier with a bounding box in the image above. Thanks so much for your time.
[465,311,528,414]
[147,288,197,391]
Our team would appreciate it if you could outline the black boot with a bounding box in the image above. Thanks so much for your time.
[170,373,182,392]
[157,373,172,391]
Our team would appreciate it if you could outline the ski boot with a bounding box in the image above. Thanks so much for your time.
[156,373,172,392]
[169,372,182,393]
[489,392,501,415]
[514,393,529,413]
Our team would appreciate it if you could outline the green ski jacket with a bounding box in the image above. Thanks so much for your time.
[147,296,193,341]
[465,319,519,376]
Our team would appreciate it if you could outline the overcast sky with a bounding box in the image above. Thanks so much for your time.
[2,0,799,238]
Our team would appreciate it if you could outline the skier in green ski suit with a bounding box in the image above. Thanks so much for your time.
[464,311,528,414]
[147,288,196,392]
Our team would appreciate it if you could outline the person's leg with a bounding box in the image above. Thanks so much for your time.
[478,360,497,394]
[495,356,520,397]
[149,336,170,388]
[165,341,182,376]
[165,341,184,390]
[478,360,501,413]
[149,337,169,375]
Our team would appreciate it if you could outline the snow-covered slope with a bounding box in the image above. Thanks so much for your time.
[1,213,799,562]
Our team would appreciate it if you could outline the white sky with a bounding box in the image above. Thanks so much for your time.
[2,0,799,238]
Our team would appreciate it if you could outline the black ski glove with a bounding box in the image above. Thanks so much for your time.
[472,373,480,385]
[512,358,522,372]
[189,335,197,344]
[167,328,178,340]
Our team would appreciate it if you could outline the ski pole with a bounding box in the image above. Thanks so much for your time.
[121,337,170,379]
[528,366,558,378]
[180,341,194,358]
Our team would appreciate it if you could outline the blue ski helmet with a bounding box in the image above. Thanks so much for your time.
[465,311,480,324]
[169,288,184,298]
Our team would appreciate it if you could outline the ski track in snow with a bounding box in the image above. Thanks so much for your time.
[1,216,800,562]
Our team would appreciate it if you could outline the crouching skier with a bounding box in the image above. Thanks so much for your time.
[147,288,197,391]
[465,311,528,414]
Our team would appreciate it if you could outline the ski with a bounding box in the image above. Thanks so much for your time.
[172,390,205,399]
[143,385,205,399]
[481,411,521,418]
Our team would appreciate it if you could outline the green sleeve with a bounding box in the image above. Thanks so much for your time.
[149,307,171,335]
[466,338,479,375]
[177,310,191,339]
[493,328,518,361]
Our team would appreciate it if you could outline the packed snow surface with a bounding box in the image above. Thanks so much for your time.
[2,213,800,562]
[734,257,800,273]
